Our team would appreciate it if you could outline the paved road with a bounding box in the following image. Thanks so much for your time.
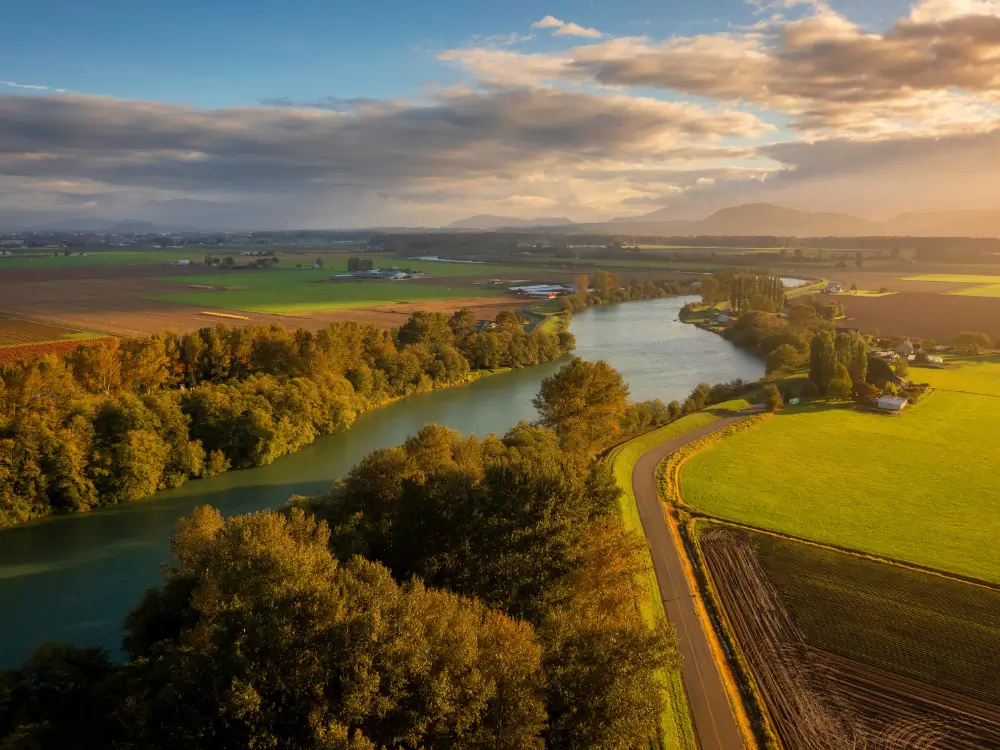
[632,414,749,750]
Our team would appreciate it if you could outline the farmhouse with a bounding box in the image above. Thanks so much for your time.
[826,282,842,293]
[894,341,915,356]
[877,395,909,411]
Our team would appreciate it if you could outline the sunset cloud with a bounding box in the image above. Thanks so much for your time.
[531,15,604,38]
[6,2,1000,226]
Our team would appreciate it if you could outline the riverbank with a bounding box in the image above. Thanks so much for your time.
[0,296,764,667]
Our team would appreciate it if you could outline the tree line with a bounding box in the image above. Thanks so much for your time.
[699,270,786,313]
[0,310,574,528]
[558,270,694,312]
[0,359,730,749]
[717,298,923,404]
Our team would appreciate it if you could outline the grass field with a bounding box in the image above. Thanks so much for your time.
[748,529,1000,704]
[951,283,1000,297]
[911,356,1000,395]
[904,273,1000,284]
[149,269,508,314]
[607,414,727,750]
[682,390,1000,584]
[0,250,199,268]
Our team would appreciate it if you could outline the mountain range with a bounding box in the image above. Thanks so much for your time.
[448,204,1000,238]
[9,202,1000,238]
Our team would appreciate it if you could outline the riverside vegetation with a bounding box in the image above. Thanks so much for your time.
[0,358,741,749]
[0,270,687,529]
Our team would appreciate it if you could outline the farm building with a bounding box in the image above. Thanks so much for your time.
[826,282,842,293]
[877,395,909,411]
[330,268,413,281]
[508,284,575,298]
[894,341,915,356]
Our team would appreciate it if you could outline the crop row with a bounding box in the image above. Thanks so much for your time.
[699,529,1000,750]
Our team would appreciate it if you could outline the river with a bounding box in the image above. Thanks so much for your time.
[0,296,764,667]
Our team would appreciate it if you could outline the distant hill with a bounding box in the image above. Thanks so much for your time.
[445,214,575,230]
[107,219,164,234]
[691,203,874,236]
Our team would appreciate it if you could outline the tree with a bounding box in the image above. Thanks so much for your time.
[893,358,909,378]
[764,384,783,412]
[766,344,802,374]
[533,358,629,453]
[827,363,853,400]
[855,251,864,268]
[955,331,991,354]
[122,507,548,749]
[448,308,478,339]
[397,311,454,349]
[809,330,837,395]
[314,256,324,269]
[591,270,619,302]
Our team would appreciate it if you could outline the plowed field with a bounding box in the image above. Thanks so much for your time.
[700,529,1000,749]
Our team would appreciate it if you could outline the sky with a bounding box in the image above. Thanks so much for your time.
[2,0,1000,228]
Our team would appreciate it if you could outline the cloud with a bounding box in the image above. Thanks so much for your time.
[532,15,604,38]
[450,2,1000,138]
[0,88,769,226]
[2,80,68,94]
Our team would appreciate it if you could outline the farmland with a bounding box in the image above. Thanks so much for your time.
[748,529,1000,704]
[912,356,1000,395]
[699,527,1000,749]
[809,291,1000,341]
[150,273,508,315]
[0,260,535,339]
[0,315,99,347]
[903,273,1000,284]
[682,390,1000,583]
[952,283,1000,297]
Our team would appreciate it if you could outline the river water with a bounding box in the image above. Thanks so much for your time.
[0,296,763,667]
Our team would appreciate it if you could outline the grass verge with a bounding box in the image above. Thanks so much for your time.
[607,414,724,750]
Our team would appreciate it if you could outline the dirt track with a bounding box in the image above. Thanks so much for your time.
[632,416,748,750]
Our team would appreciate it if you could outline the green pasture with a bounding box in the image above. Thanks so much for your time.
[904,273,1000,284]
[150,270,505,314]
[0,250,201,268]
[748,529,1000,703]
[682,391,1000,584]
[910,356,1000,396]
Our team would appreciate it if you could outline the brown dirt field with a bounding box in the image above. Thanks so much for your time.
[0,263,207,283]
[816,292,1000,342]
[700,530,1000,750]
[0,273,527,338]
[0,339,104,366]
[0,316,87,346]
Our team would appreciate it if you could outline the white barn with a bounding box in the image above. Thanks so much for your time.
[877,395,908,412]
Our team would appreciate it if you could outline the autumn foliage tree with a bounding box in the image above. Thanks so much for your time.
[533,358,630,452]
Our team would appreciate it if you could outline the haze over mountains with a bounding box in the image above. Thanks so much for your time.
[10,202,1000,238]
[446,204,1000,238]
